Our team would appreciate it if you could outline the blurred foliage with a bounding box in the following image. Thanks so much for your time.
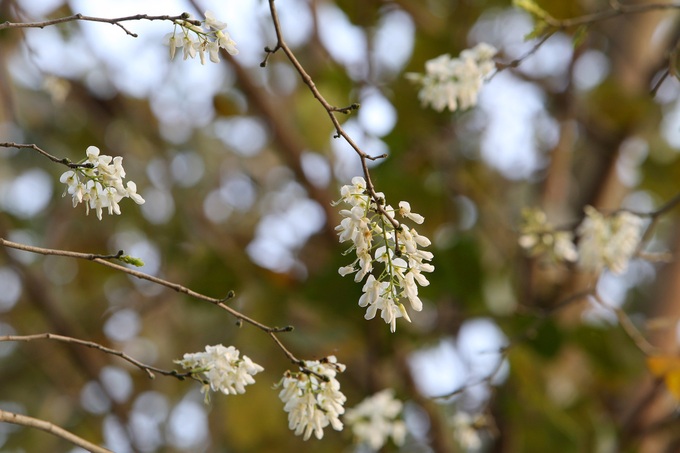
[2,0,680,452]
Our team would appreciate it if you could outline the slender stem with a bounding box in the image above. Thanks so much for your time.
[263,0,402,242]
[0,409,112,453]
[0,142,93,169]
[591,291,657,355]
[0,333,191,380]
[545,2,680,29]
[0,13,199,38]
[0,238,305,366]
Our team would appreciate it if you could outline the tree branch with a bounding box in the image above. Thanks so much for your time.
[0,238,306,368]
[0,333,192,380]
[262,0,402,240]
[0,142,93,169]
[0,13,199,38]
[0,409,112,453]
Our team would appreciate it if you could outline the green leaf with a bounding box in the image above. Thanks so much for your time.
[572,25,589,48]
[513,0,551,20]
[119,255,145,267]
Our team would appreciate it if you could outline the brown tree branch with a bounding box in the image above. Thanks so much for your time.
[262,0,402,243]
[0,142,94,169]
[0,409,112,453]
[0,13,199,38]
[0,237,310,370]
[0,333,192,380]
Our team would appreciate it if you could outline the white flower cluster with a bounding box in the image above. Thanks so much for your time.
[335,176,434,332]
[451,412,483,451]
[577,206,643,274]
[518,208,578,263]
[175,344,264,403]
[59,146,144,220]
[344,389,406,450]
[278,356,346,440]
[406,43,497,112]
[166,11,238,64]
[519,206,644,275]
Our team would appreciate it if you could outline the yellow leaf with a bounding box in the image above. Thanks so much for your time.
[647,355,680,400]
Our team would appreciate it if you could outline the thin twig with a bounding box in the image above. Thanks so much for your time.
[544,2,680,29]
[0,333,191,380]
[0,238,307,368]
[0,409,112,453]
[494,30,557,75]
[502,2,680,86]
[0,142,93,169]
[263,0,402,243]
[0,13,199,38]
[591,291,657,355]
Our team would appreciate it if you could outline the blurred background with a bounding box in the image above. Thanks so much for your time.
[1,0,680,451]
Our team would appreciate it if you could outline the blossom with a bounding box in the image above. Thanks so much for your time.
[175,344,264,403]
[278,356,347,440]
[335,177,434,332]
[165,11,237,65]
[204,11,227,31]
[406,43,497,112]
[452,412,483,450]
[518,208,578,263]
[577,206,643,274]
[59,145,144,219]
[344,389,406,450]
[398,201,424,224]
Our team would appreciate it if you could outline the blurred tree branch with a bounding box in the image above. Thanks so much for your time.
[0,409,112,453]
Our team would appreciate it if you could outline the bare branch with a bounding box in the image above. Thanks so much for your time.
[0,142,93,169]
[0,238,308,368]
[0,409,112,453]
[0,333,192,380]
[591,291,658,356]
[544,2,680,29]
[0,13,200,38]
[263,0,402,241]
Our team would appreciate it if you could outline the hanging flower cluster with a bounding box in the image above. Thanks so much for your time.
[334,176,434,332]
[344,389,406,450]
[165,10,238,64]
[59,146,145,220]
[175,344,264,403]
[519,206,644,275]
[406,42,497,112]
[278,356,347,440]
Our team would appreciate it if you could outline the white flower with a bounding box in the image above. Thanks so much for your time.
[577,206,643,274]
[337,176,368,207]
[176,344,264,402]
[518,208,578,263]
[166,11,237,65]
[278,356,347,440]
[407,43,497,112]
[102,186,122,216]
[344,389,406,450]
[204,11,227,30]
[166,33,180,60]
[452,412,482,450]
[335,177,434,332]
[182,34,197,60]
[125,181,145,205]
[215,30,238,55]
[60,145,144,219]
[398,201,424,224]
